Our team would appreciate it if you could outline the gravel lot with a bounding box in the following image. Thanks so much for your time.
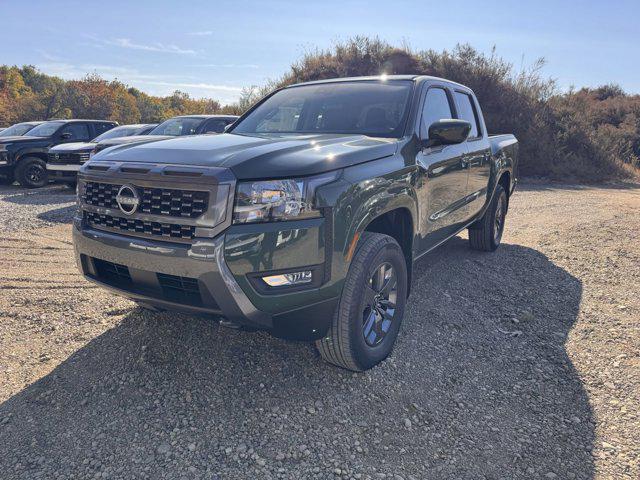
[0,182,638,479]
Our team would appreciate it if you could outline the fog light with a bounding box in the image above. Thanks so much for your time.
[262,270,312,287]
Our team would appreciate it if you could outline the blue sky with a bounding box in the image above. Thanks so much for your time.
[2,0,638,104]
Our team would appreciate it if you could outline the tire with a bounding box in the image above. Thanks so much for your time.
[468,184,507,252]
[15,157,48,188]
[316,232,408,371]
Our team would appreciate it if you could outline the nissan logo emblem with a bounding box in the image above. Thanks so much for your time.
[115,184,140,215]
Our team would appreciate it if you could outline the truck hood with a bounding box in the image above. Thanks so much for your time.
[97,135,173,147]
[0,135,45,145]
[92,133,399,179]
[49,142,95,152]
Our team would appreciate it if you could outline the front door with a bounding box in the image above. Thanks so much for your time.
[415,86,470,252]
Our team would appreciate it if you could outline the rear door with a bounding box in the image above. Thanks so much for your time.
[92,122,116,139]
[415,84,470,251]
[453,90,491,218]
[201,118,229,134]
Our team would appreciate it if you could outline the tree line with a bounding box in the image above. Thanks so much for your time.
[2,37,639,182]
[0,66,241,127]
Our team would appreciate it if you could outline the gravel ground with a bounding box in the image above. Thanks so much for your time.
[0,182,638,479]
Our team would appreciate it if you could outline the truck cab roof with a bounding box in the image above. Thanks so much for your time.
[290,74,470,91]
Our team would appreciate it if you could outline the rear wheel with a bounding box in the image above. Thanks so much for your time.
[468,184,507,251]
[316,232,407,371]
[15,157,48,188]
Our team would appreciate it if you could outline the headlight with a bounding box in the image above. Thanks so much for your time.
[232,172,337,224]
[0,144,9,151]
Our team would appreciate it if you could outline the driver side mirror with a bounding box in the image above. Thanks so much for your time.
[422,119,471,148]
[60,132,73,140]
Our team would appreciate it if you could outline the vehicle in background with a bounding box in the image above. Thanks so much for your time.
[91,115,238,156]
[0,121,45,138]
[47,124,157,185]
[73,75,518,371]
[0,119,117,187]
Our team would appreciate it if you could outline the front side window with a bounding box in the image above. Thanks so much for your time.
[60,123,90,141]
[421,88,454,138]
[149,117,203,136]
[0,123,37,137]
[232,81,413,138]
[27,121,65,137]
[454,92,480,138]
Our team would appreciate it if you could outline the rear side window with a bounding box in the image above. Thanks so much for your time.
[454,92,480,138]
[421,88,453,138]
[94,123,115,136]
[60,123,90,141]
[202,119,228,134]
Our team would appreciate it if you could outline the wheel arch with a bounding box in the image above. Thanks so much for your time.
[16,149,48,164]
[362,207,415,296]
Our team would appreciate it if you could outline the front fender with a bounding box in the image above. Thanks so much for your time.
[332,157,418,280]
[15,147,48,165]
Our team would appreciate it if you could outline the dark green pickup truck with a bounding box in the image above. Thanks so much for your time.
[73,75,518,371]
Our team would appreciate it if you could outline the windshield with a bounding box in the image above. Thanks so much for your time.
[232,81,413,138]
[92,126,139,142]
[0,123,38,137]
[27,121,65,137]
[149,117,203,136]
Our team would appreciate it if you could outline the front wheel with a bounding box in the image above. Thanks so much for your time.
[15,157,48,188]
[316,232,407,371]
[468,184,507,251]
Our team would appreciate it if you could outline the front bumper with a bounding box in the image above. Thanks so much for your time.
[47,163,80,181]
[74,220,273,327]
[47,163,81,171]
[74,221,339,339]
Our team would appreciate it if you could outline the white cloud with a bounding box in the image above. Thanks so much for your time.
[187,31,213,36]
[141,80,243,93]
[36,62,244,104]
[107,38,197,55]
[193,63,260,69]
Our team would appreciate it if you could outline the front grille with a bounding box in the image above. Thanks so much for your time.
[84,211,195,240]
[83,181,209,218]
[93,258,132,286]
[157,273,202,306]
[48,152,90,165]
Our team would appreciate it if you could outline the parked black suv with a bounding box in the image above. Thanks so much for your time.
[0,121,45,138]
[0,119,117,187]
[91,115,238,156]
[47,124,157,185]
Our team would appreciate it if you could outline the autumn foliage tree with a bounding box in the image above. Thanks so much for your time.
[0,66,226,127]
